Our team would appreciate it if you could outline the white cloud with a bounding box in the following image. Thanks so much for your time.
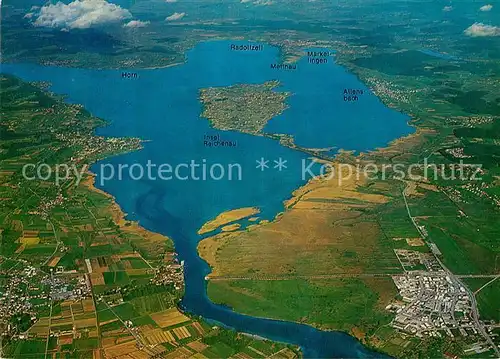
[165,0,177,2]
[23,12,34,19]
[123,20,149,28]
[464,23,500,37]
[240,0,252,3]
[31,0,132,30]
[165,12,185,21]
[442,6,453,12]
[479,4,493,11]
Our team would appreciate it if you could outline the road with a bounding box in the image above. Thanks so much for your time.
[207,271,500,282]
[42,219,61,267]
[475,276,500,295]
[26,188,62,267]
[207,273,395,281]
[457,274,500,279]
[402,184,500,357]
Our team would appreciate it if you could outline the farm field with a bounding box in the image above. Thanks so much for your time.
[0,75,300,359]
[475,281,500,323]
[208,277,397,335]
[2,0,500,356]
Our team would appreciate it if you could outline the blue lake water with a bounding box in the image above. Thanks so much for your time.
[1,40,412,358]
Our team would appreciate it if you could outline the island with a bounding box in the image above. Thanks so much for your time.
[200,80,290,134]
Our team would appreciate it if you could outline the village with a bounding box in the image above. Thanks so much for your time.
[0,255,184,341]
[389,250,499,356]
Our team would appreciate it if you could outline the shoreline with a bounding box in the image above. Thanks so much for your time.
[202,275,393,358]
[194,56,427,355]
[4,39,423,358]
[81,171,174,251]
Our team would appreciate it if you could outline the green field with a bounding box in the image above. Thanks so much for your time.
[476,280,500,322]
[129,292,177,315]
[208,277,396,335]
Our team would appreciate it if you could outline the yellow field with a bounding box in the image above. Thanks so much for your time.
[129,350,155,359]
[19,237,40,245]
[71,301,84,314]
[198,207,260,234]
[92,349,101,359]
[187,340,208,352]
[221,223,241,232]
[23,230,39,237]
[115,253,142,259]
[191,322,205,335]
[28,317,50,337]
[74,316,97,329]
[406,237,425,246]
[60,302,72,318]
[143,328,176,345]
[150,308,190,328]
[198,163,398,278]
[172,326,191,340]
[164,347,193,359]
[82,299,95,312]
[418,182,439,192]
[232,353,253,359]
[116,335,134,344]
[90,273,105,285]
[58,335,73,345]
[101,337,117,348]
[103,340,137,358]
[190,353,209,359]
[90,258,108,273]
[138,324,155,334]
[15,244,25,253]
[47,256,61,267]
